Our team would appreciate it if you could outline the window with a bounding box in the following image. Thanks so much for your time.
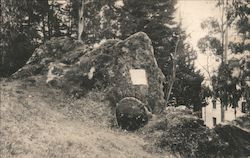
[242,101,246,113]
[213,117,217,126]
[212,99,216,109]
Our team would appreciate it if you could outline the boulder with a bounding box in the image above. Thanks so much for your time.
[60,39,120,95]
[111,32,166,113]
[11,32,166,127]
[45,33,165,113]
[116,97,149,131]
[11,36,77,79]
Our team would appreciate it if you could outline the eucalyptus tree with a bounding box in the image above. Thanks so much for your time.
[198,0,250,117]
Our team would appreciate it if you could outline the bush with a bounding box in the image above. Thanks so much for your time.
[142,106,228,157]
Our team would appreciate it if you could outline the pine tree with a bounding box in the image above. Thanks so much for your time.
[72,0,204,110]
[0,0,72,77]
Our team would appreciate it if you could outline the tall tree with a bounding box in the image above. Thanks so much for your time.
[78,0,85,41]
[70,0,203,110]
[0,0,37,77]
[0,0,73,77]
[198,0,250,116]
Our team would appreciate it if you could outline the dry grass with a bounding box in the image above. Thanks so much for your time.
[0,77,174,158]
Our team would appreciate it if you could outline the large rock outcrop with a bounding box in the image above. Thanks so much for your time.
[111,32,165,113]
[9,32,250,157]
[11,36,79,79]
[12,32,166,130]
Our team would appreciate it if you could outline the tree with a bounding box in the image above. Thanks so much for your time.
[1,0,204,112]
[71,0,203,111]
[0,0,75,77]
[0,0,37,77]
[198,0,250,116]
[215,0,250,114]
[171,26,204,111]
[78,0,85,41]
[226,0,250,54]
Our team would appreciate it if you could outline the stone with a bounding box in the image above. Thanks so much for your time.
[12,32,166,114]
[116,97,149,131]
[11,36,77,79]
[46,62,69,87]
[51,32,166,113]
[111,32,165,113]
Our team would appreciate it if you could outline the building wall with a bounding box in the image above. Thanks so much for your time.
[202,98,246,128]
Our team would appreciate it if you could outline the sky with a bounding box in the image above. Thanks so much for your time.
[176,0,221,81]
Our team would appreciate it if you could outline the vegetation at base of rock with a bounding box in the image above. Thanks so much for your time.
[214,124,250,157]
[142,107,250,158]
[0,78,160,158]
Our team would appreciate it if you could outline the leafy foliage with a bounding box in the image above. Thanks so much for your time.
[0,0,74,77]
[143,107,228,157]
[198,35,223,56]
[198,0,250,111]
[197,17,223,59]
[214,0,250,110]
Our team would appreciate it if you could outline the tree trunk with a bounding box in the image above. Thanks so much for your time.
[47,0,53,38]
[0,0,6,66]
[220,0,225,64]
[78,0,84,41]
[42,17,46,43]
[221,103,225,122]
[166,38,180,104]
[224,0,229,64]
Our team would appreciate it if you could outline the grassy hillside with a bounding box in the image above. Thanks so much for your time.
[0,76,174,158]
[1,76,249,158]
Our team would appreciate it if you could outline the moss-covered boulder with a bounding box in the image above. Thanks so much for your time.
[111,32,165,113]
[116,97,149,131]
[12,32,165,114]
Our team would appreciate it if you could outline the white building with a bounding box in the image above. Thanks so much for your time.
[202,97,247,128]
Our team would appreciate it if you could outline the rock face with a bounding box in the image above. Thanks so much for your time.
[11,32,166,129]
[112,32,165,113]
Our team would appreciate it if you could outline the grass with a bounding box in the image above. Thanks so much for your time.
[0,76,174,158]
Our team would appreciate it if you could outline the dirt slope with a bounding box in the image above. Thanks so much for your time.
[0,77,174,158]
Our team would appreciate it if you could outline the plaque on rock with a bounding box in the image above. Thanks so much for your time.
[129,69,148,86]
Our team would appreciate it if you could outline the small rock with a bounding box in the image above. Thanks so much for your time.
[116,97,149,131]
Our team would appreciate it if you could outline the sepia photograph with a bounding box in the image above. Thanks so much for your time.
[0,0,249,157]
